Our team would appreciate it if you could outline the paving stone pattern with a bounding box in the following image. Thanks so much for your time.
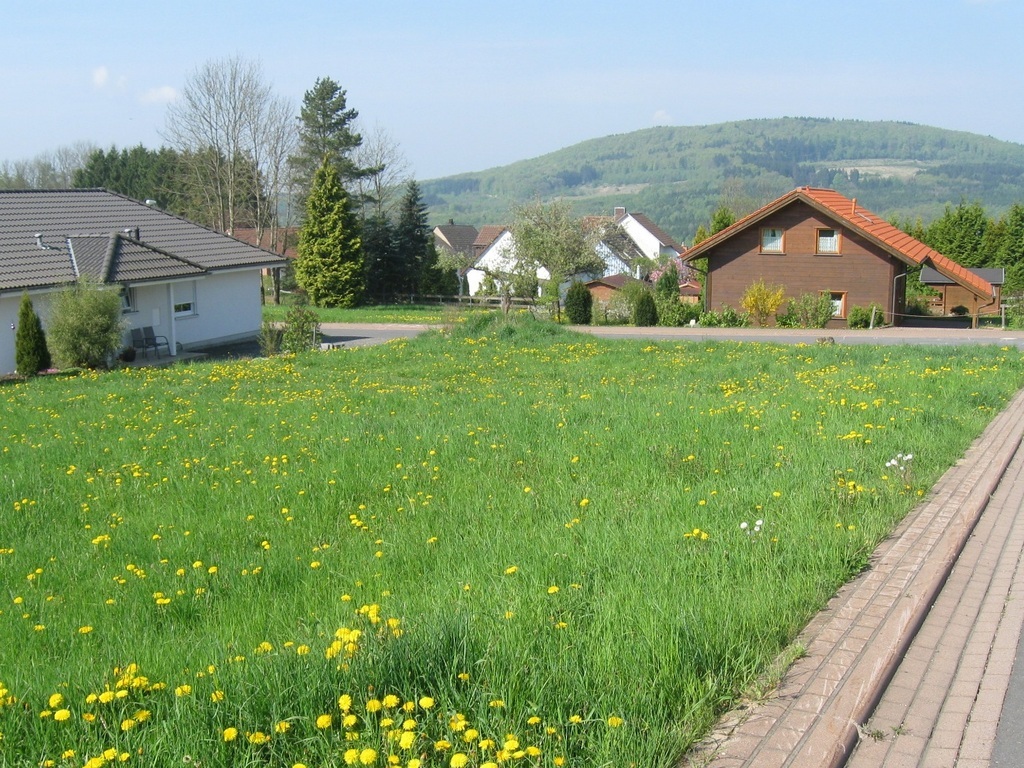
[682,389,1024,768]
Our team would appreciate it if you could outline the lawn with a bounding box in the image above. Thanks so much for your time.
[261,300,455,325]
[2,315,1023,767]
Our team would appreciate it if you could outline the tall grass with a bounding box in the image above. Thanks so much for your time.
[2,315,1022,766]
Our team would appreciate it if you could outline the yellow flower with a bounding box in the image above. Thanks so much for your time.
[450,755,469,768]
[547,585,559,594]
[418,696,434,710]
[607,715,624,727]
[504,565,518,575]
[383,694,400,709]
[276,720,292,733]
[338,694,353,711]
[344,749,360,765]
[120,718,136,731]
[316,713,333,729]
[399,731,417,750]
[359,748,377,765]
[53,709,71,722]
[223,727,238,742]
[366,698,382,713]
[48,693,63,708]
[247,730,269,745]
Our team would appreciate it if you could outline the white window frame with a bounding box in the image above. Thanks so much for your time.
[760,227,784,253]
[121,286,137,314]
[817,228,841,254]
[828,291,847,318]
[173,283,197,317]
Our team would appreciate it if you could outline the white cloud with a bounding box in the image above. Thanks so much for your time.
[652,109,673,125]
[92,66,109,88]
[140,86,179,104]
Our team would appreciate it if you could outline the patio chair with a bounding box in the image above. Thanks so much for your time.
[130,327,150,358]
[142,327,170,359]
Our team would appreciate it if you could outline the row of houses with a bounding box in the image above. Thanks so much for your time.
[0,186,1004,375]
[434,188,1004,326]
[434,207,686,297]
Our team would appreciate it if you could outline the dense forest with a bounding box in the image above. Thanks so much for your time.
[420,118,1024,245]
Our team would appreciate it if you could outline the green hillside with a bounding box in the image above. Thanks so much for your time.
[422,118,1024,245]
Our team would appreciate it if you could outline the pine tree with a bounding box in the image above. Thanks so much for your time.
[393,181,430,295]
[15,292,51,375]
[294,159,364,307]
[290,77,365,195]
[361,212,394,303]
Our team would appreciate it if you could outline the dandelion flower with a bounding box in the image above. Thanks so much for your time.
[607,716,624,727]
[418,696,435,709]
[53,709,71,722]
[223,727,238,742]
[316,713,333,729]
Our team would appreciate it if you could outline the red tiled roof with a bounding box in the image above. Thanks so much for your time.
[472,225,507,250]
[683,187,994,299]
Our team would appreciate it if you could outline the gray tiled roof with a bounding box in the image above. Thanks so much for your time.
[920,266,1005,286]
[0,189,286,292]
[434,223,478,255]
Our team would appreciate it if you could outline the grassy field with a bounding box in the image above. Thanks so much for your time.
[3,315,1023,767]
[262,300,455,326]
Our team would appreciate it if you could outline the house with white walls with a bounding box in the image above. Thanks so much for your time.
[0,189,286,374]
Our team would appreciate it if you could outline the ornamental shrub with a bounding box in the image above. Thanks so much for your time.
[15,292,51,375]
[281,302,321,354]
[776,292,835,328]
[847,302,885,328]
[740,279,786,327]
[698,305,750,327]
[563,281,593,325]
[632,290,658,327]
[46,278,125,369]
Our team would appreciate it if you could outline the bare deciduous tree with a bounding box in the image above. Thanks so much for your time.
[351,124,409,219]
[164,56,295,235]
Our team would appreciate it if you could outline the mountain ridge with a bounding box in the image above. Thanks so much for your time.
[421,118,1024,244]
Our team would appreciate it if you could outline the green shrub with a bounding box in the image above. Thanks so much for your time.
[258,320,284,356]
[632,290,658,326]
[776,292,836,328]
[699,305,750,327]
[281,302,321,354]
[563,281,593,325]
[654,294,685,326]
[46,278,125,369]
[847,303,885,329]
[15,292,51,375]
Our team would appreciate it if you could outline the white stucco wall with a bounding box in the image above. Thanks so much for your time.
[620,215,677,261]
[0,269,265,374]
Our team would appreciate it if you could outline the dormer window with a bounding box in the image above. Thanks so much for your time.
[817,228,841,254]
[760,227,784,253]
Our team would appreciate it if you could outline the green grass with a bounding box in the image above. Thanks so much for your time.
[2,314,1023,767]
[262,298,455,325]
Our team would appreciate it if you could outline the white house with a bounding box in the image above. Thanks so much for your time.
[464,208,681,297]
[613,208,683,261]
[0,189,287,374]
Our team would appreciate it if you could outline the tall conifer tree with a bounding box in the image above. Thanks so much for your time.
[294,159,364,307]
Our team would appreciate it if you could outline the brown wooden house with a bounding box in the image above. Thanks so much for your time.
[683,187,996,328]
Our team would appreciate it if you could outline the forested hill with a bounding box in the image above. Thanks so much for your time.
[421,118,1024,245]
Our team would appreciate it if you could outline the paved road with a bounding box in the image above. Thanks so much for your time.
[316,322,1024,349]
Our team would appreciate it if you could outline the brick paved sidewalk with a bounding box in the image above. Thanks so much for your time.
[682,389,1024,768]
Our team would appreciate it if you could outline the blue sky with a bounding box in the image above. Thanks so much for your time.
[2,0,1021,180]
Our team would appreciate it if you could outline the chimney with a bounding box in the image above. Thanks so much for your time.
[850,198,857,215]
[614,207,626,219]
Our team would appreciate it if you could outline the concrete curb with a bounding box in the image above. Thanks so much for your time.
[683,388,1024,768]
